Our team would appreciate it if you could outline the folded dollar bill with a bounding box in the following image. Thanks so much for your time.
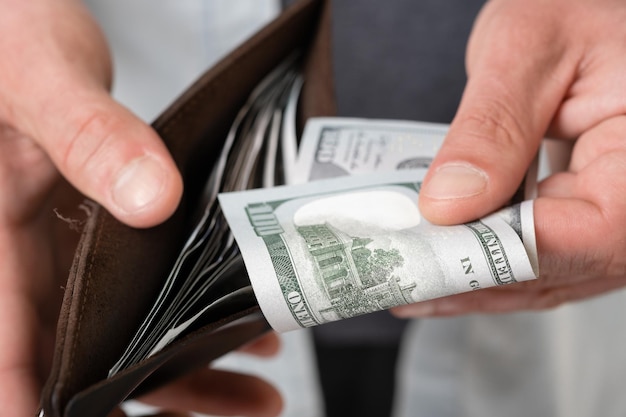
[219,170,537,332]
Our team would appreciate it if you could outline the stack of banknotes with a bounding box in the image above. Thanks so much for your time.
[109,59,538,375]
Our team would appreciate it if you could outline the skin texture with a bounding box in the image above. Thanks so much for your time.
[0,1,281,416]
[395,0,626,317]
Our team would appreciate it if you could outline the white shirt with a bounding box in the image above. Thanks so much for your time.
[84,0,279,121]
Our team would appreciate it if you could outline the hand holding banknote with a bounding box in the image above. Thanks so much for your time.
[395,0,626,317]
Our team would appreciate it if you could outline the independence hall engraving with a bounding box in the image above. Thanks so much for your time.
[297,223,416,318]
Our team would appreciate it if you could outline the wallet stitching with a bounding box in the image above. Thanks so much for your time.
[67,215,105,391]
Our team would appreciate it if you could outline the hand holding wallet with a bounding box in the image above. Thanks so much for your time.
[40,1,334,416]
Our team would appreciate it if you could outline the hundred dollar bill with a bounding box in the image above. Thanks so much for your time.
[219,170,537,332]
[292,117,448,184]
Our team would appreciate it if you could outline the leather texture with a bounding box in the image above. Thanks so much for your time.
[40,1,334,416]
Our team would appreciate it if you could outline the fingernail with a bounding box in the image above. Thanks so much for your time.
[422,163,488,200]
[112,156,166,214]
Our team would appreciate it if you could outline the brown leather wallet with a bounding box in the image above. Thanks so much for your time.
[40,1,334,416]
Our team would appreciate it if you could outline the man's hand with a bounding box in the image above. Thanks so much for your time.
[0,1,281,416]
[0,0,183,228]
[113,334,283,417]
[394,0,626,317]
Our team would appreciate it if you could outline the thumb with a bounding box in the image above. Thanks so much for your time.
[419,2,574,224]
[23,87,183,228]
[0,0,183,228]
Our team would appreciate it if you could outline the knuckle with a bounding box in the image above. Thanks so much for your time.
[451,98,537,169]
[605,240,626,279]
[455,95,528,153]
[533,288,569,310]
[590,205,626,279]
[60,109,119,181]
